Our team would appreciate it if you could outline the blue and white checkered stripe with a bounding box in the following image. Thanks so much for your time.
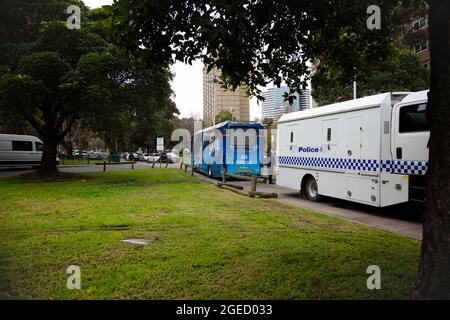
[389,160,428,175]
[278,157,428,175]
[277,156,380,172]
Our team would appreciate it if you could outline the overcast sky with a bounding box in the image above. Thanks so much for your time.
[82,0,261,120]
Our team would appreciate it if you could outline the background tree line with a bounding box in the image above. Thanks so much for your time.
[311,5,430,106]
[0,0,179,172]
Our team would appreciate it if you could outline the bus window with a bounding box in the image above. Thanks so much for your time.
[232,135,254,151]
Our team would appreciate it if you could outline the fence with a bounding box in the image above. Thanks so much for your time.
[95,161,136,172]
[148,158,171,169]
[59,154,120,166]
[180,161,195,176]
[218,169,277,198]
[178,162,277,198]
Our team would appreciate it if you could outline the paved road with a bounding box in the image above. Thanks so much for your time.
[0,162,180,177]
[1,164,423,240]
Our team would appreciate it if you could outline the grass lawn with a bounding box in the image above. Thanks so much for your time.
[0,169,420,299]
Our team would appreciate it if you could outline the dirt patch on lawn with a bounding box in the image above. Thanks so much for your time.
[16,171,91,182]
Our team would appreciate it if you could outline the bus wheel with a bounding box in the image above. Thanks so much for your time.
[208,166,213,178]
[305,176,320,202]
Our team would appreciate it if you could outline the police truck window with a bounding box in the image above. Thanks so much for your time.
[399,104,429,133]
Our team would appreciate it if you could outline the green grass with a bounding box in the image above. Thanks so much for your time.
[0,169,420,299]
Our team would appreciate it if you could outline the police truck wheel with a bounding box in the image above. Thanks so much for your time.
[305,176,320,202]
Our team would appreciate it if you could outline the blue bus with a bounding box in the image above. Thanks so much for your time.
[193,121,265,178]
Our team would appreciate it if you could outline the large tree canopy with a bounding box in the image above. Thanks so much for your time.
[113,0,419,99]
[0,23,108,172]
[0,0,87,44]
[0,4,178,173]
[77,49,178,152]
[312,48,430,106]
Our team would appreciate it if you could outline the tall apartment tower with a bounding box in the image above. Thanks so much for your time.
[203,66,250,127]
[409,16,430,69]
[261,87,311,122]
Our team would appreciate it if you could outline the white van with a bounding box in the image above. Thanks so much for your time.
[276,91,429,207]
[0,134,45,168]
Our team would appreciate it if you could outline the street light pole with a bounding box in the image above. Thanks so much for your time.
[207,76,218,126]
[213,82,216,125]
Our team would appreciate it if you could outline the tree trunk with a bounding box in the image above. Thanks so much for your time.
[38,138,59,174]
[415,1,450,299]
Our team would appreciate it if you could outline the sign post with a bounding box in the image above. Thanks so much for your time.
[157,138,164,168]
[156,138,164,152]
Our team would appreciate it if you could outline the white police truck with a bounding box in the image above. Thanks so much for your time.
[276,90,429,207]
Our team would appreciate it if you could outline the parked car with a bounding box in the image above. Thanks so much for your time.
[126,153,140,161]
[148,153,160,162]
[138,153,147,162]
[141,153,150,162]
[166,152,180,163]
[0,134,59,167]
[158,152,169,162]
[135,153,142,160]
[88,152,104,160]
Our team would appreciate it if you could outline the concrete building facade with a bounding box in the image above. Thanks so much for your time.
[261,87,311,121]
[203,66,250,127]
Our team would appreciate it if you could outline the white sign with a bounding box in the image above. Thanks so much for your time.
[157,137,164,151]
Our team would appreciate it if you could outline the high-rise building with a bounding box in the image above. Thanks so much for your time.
[298,89,311,110]
[261,87,311,121]
[408,15,430,69]
[203,66,250,127]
